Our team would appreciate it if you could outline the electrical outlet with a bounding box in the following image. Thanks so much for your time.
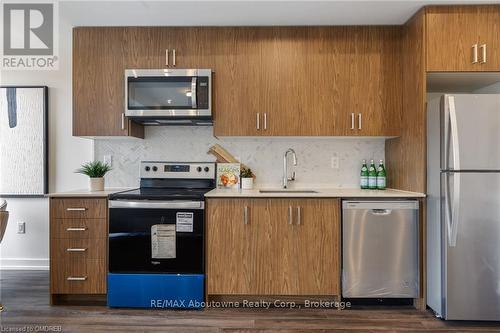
[331,154,340,169]
[17,222,25,234]
[104,155,113,167]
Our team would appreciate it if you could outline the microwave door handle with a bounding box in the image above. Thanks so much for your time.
[191,77,197,108]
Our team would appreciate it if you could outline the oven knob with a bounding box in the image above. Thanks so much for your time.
[152,166,158,172]
[204,167,210,172]
[145,166,150,171]
[196,167,202,172]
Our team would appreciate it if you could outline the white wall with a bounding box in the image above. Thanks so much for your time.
[0,15,93,270]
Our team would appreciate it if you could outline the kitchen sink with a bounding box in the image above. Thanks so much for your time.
[259,189,318,193]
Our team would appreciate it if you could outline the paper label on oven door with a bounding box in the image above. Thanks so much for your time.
[176,212,194,232]
[151,224,176,259]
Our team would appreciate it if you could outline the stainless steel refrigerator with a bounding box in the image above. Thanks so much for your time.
[427,94,500,321]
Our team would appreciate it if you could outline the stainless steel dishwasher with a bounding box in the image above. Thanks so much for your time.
[342,200,419,298]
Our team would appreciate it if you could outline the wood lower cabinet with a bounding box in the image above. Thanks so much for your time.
[426,5,500,72]
[206,198,340,297]
[50,197,108,303]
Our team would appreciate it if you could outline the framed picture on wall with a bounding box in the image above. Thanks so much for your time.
[0,86,48,196]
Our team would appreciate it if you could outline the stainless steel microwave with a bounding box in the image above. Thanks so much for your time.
[125,69,212,126]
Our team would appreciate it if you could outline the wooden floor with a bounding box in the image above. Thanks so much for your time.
[1,271,500,333]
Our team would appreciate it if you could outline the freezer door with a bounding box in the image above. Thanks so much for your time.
[441,94,500,171]
[442,172,500,320]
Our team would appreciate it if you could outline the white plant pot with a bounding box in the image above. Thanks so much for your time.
[89,177,105,192]
[241,178,254,190]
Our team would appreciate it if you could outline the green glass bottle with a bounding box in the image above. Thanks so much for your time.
[368,159,377,190]
[377,160,386,190]
[360,160,368,189]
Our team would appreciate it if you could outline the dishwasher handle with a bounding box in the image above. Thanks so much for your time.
[370,209,392,216]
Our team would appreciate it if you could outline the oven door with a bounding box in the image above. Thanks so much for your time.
[108,200,204,274]
[125,69,211,118]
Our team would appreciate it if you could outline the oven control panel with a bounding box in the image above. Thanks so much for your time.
[140,161,215,179]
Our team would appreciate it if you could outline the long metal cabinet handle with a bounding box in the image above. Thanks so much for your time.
[358,113,362,130]
[296,206,301,225]
[191,77,197,108]
[480,44,487,64]
[121,113,125,130]
[66,227,87,231]
[66,207,87,211]
[66,248,87,252]
[472,44,478,64]
[256,113,260,130]
[165,49,169,67]
[172,49,176,67]
[244,206,248,225]
[288,206,293,225]
[264,113,267,130]
[447,96,461,247]
[350,113,355,130]
[67,276,87,281]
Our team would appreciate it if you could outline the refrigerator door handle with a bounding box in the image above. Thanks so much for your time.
[450,173,461,246]
[448,96,461,171]
[446,172,461,247]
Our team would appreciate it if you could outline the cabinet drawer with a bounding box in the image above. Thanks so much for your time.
[51,238,106,260]
[50,198,107,219]
[51,218,107,239]
[50,259,106,294]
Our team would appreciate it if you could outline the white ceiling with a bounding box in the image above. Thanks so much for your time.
[62,0,500,26]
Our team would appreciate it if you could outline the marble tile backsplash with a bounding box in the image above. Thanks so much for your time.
[94,127,385,188]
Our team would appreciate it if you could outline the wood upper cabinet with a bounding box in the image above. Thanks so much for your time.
[213,28,263,136]
[206,198,340,296]
[213,27,401,137]
[73,27,144,138]
[426,5,500,72]
[342,27,402,136]
[74,26,401,137]
[477,6,500,71]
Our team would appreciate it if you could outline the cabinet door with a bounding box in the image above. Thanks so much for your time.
[288,199,340,295]
[73,28,143,137]
[348,27,402,136]
[206,199,268,294]
[261,28,348,136]
[213,28,263,136]
[164,28,216,69]
[125,27,164,69]
[477,6,500,71]
[426,6,480,72]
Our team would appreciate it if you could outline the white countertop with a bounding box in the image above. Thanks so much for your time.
[205,188,425,198]
[47,188,134,198]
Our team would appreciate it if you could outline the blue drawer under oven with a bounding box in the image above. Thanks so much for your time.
[107,273,204,308]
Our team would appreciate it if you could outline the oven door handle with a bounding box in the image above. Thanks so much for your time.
[109,200,204,209]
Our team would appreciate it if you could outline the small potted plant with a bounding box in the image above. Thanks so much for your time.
[75,161,112,192]
[240,167,255,190]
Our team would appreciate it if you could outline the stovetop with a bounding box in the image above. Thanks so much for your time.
[109,162,216,201]
[109,187,212,201]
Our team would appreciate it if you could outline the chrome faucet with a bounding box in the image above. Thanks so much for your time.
[283,148,297,189]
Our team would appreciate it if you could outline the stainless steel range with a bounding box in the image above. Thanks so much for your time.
[107,161,215,309]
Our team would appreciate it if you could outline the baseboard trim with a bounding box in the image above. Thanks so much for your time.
[0,258,49,270]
